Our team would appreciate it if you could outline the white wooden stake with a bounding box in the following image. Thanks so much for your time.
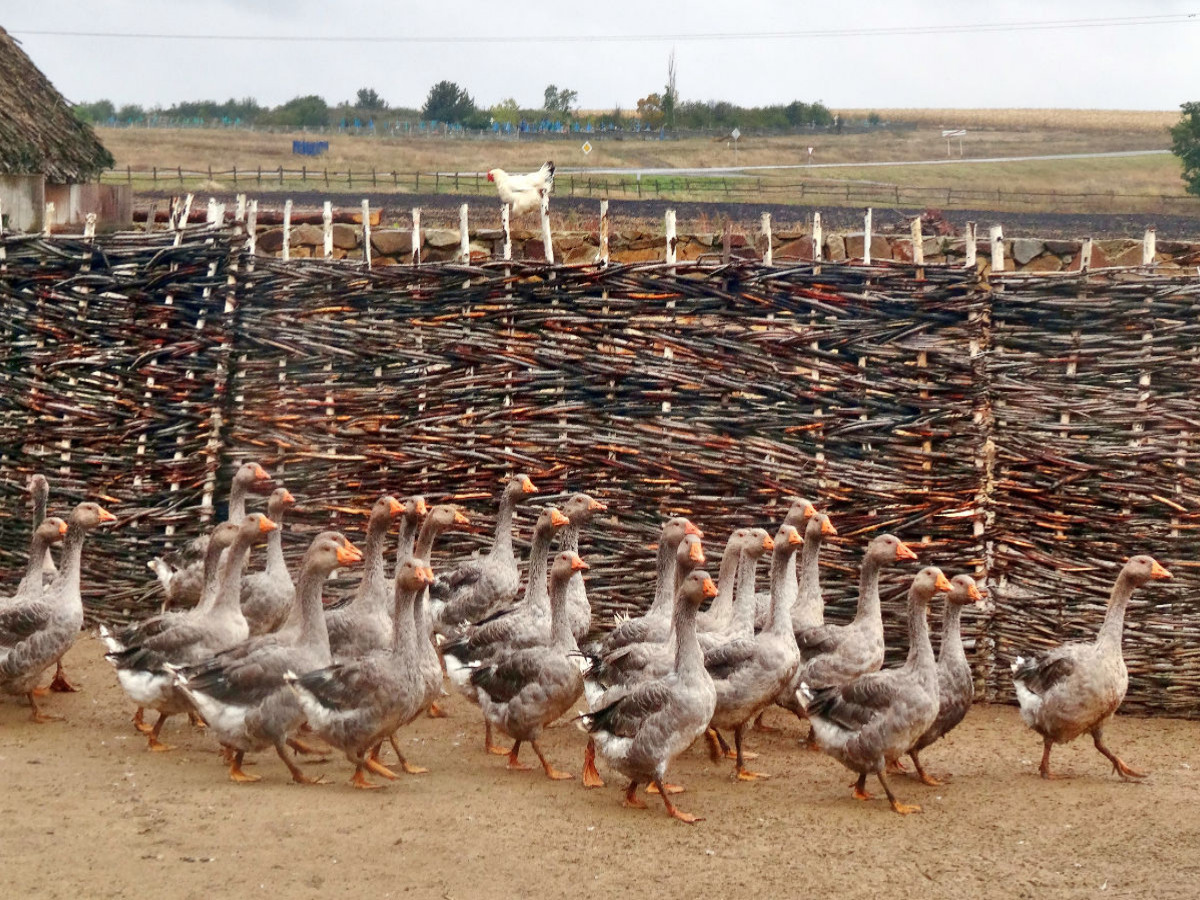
[665,209,677,269]
[965,221,977,268]
[1080,237,1093,272]
[539,191,554,263]
[43,202,54,236]
[459,202,470,263]
[322,201,333,259]
[235,193,247,224]
[500,205,512,261]
[179,194,194,232]
[84,212,97,240]
[862,208,873,264]
[761,212,773,266]
[282,199,292,260]
[1142,227,1156,266]
[361,199,372,268]
[812,212,823,262]
[411,208,422,265]
[598,199,609,265]
[246,199,258,254]
[989,225,1004,272]
[910,217,924,266]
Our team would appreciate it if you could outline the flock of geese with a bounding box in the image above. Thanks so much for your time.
[0,465,1173,822]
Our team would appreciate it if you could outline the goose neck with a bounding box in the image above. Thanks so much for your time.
[853,552,883,625]
[940,602,967,666]
[671,598,704,675]
[295,563,332,659]
[1097,571,1137,649]
[645,538,678,616]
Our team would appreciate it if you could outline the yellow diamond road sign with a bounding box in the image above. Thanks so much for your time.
[581,141,592,155]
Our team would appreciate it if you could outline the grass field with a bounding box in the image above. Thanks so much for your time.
[94,109,1193,215]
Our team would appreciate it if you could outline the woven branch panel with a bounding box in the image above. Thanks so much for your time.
[1,226,1198,716]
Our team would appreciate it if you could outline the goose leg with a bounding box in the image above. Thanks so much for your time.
[733,725,769,781]
[388,737,429,775]
[908,749,945,786]
[877,771,921,815]
[426,701,449,718]
[717,728,758,762]
[132,707,154,734]
[506,740,532,772]
[851,772,875,801]
[364,753,399,781]
[654,776,703,824]
[485,721,508,756]
[751,710,778,733]
[705,728,724,762]
[48,662,78,693]
[28,692,64,723]
[531,740,573,781]
[351,762,383,790]
[885,756,908,774]
[622,780,647,809]
[1092,728,1146,781]
[146,712,174,752]
[274,740,327,785]
[287,736,328,758]
[228,750,262,783]
[1038,736,1069,780]
[646,781,685,795]
[582,738,605,788]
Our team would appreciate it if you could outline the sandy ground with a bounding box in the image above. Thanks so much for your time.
[4,636,1199,900]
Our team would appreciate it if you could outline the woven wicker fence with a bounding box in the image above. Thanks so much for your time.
[1,225,1197,715]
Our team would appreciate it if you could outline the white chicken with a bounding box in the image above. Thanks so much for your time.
[487,161,554,217]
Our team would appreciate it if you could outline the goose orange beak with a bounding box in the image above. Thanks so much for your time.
[571,556,590,572]
[702,576,718,599]
[588,499,607,512]
[967,583,984,601]
[803,502,816,520]
[684,521,703,538]
[281,489,296,505]
[387,497,404,515]
[420,565,435,585]
[252,464,270,481]
[1151,560,1172,580]
[453,509,470,525]
[58,520,69,535]
[895,541,918,561]
[788,529,804,546]
[762,535,775,551]
[414,497,429,516]
[550,508,570,528]
[258,516,278,533]
[934,571,953,593]
[337,542,363,565]
[821,517,838,536]
[688,542,706,564]
[521,477,537,493]
[97,506,117,523]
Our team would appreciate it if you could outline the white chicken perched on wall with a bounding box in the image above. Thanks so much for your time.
[487,161,554,217]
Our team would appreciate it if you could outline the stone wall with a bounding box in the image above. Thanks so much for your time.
[254,223,1200,272]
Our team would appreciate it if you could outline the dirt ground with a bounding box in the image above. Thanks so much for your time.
[4,636,1199,900]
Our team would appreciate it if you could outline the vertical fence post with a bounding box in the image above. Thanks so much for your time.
[911,216,924,280]
[989,225,1004,273]
[761,212,773,266]
[964,221,977,269]
[83,212,97,240]
[361,199,372,268]
[411,208,422,265]
[664,209,677,270]
[862,207,873,265]
[246,199,258,255]
[43,202,54,236]
[1142,227,1157,266]
[459,202,470,264]
[812,211,823,275]
[282,199,292,261]
[322,201,333,259]
[1080,237,1093,272]
[598,200,610,265]
[721,221,732,264]
[540,191,554,264]
[236,193,246,226]
[501,205,512,261]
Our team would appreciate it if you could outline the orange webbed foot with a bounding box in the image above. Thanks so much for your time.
[735,768,770,782]
[646,782,685,795]
[48,670,79,693]
[364,756,399,781]
[890,800,922,815]
[351,767,383,790]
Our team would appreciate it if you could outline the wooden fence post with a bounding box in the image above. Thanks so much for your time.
[1143,227,1157,266]
[246,199,258,254]
[911,216,924,279]
[540,191,554,264]
[411,208,422,265]
[282,199,292,261]
[761,212,773,266]
[721,221,732,264]
[965,221,977,269]
[362,199,372,268]
[43,202,54,236]
[665,209,677,269]
[1080,237,1093,272]
[459,202,470,263]
[813,211,823,264]
[83,212,97,240]
[598,199,609,265]
[501,205,512,261]
[862,207,873,264]
[990,225,1004,272]
[322,201,333,259]
[235,193,246,226]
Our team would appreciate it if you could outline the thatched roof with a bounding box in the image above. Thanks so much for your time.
[0,27,113,182]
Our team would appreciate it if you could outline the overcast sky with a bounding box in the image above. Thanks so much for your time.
[7,0,1199,112]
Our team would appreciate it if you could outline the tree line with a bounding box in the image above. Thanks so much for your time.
[73,82,835,132]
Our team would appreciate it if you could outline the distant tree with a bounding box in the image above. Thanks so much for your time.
[636,93,664,128]
[543,85,578,115]
[1171,101,1200,198]
[421,80,478,124]
[269,95,330,128]
[490,97,520,123]
[663,50,677,128]
[355,87,387,110]
[116,103,145,123]
[73,99,115,123]
[866,111,883,126]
